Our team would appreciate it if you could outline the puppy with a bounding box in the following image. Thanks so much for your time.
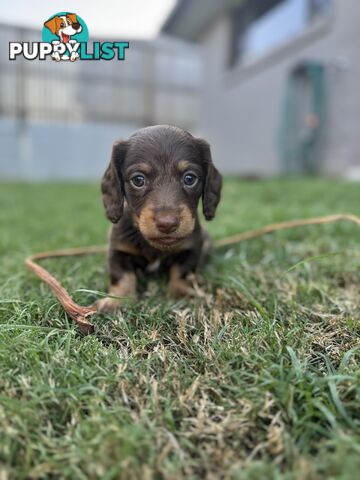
[44,13,82,62]
[98,125,222,312]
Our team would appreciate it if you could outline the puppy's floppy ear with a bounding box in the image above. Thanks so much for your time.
[101,141,128,223]
[196,138,222,221]
[67,13,78,23]
[44,16,60,34]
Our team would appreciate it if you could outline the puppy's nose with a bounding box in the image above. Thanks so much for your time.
[73,22,80,30]
[155,214,179,234]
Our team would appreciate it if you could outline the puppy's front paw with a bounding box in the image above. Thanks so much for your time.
[169,278,196,298]
[70,51,79,62]
[168,265,196,298]
[97,297,122,313]
[98,274,137,314]
[51,52,61,62]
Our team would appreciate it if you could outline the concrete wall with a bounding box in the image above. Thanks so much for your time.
[198,0,360,176]
[0,119,140,180]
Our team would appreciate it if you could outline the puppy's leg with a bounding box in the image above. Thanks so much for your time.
[168,234,212,298]
[168,248,203,298]
[97,250,137,313]
[69,41,79,62]
[168,264,195,297]
[51,41,61,62]
[97,272,137,313]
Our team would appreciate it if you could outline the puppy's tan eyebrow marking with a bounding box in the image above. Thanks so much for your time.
[177,160,191,172]
[126,162,152,175]
[136,163,152,173]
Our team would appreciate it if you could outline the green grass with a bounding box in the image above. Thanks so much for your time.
[0,179,359,479]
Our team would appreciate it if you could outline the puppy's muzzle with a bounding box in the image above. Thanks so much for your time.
[138,203,195,250]
[72,22,81,31]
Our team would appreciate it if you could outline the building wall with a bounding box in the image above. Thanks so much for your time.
[199,0,360,176]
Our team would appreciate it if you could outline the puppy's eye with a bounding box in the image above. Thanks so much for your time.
[130,174,146,188]
[60,22,65,27]
[183,172,198,187]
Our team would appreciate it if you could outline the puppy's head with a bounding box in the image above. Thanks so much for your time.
[44,13,82,39]
[101,125,222,250]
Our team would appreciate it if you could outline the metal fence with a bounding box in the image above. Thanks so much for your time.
[0,24,201,128]
[0,24,201,179]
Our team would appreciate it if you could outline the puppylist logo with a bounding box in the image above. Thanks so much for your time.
[9,12,129,62]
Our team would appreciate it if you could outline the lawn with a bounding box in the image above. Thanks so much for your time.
[0,179,359,479]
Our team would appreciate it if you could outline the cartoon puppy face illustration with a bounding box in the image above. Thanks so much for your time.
[44,13,82,43]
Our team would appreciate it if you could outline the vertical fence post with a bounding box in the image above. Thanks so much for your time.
[16,27,32,179]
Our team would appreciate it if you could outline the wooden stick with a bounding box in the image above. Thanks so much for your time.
[25,213,360,334]
[25,247,107,334]
[214,213,360,248]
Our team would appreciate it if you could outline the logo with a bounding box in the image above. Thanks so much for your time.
[9,12,129,62]
[42,12,88,61]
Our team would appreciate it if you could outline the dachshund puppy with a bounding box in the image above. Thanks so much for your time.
[98,125,222,312]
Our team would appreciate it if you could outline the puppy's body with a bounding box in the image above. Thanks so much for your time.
[98,125,221,312]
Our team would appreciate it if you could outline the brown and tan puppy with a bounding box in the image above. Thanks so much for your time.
[44,13,82,43]
[98,125,222,312]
